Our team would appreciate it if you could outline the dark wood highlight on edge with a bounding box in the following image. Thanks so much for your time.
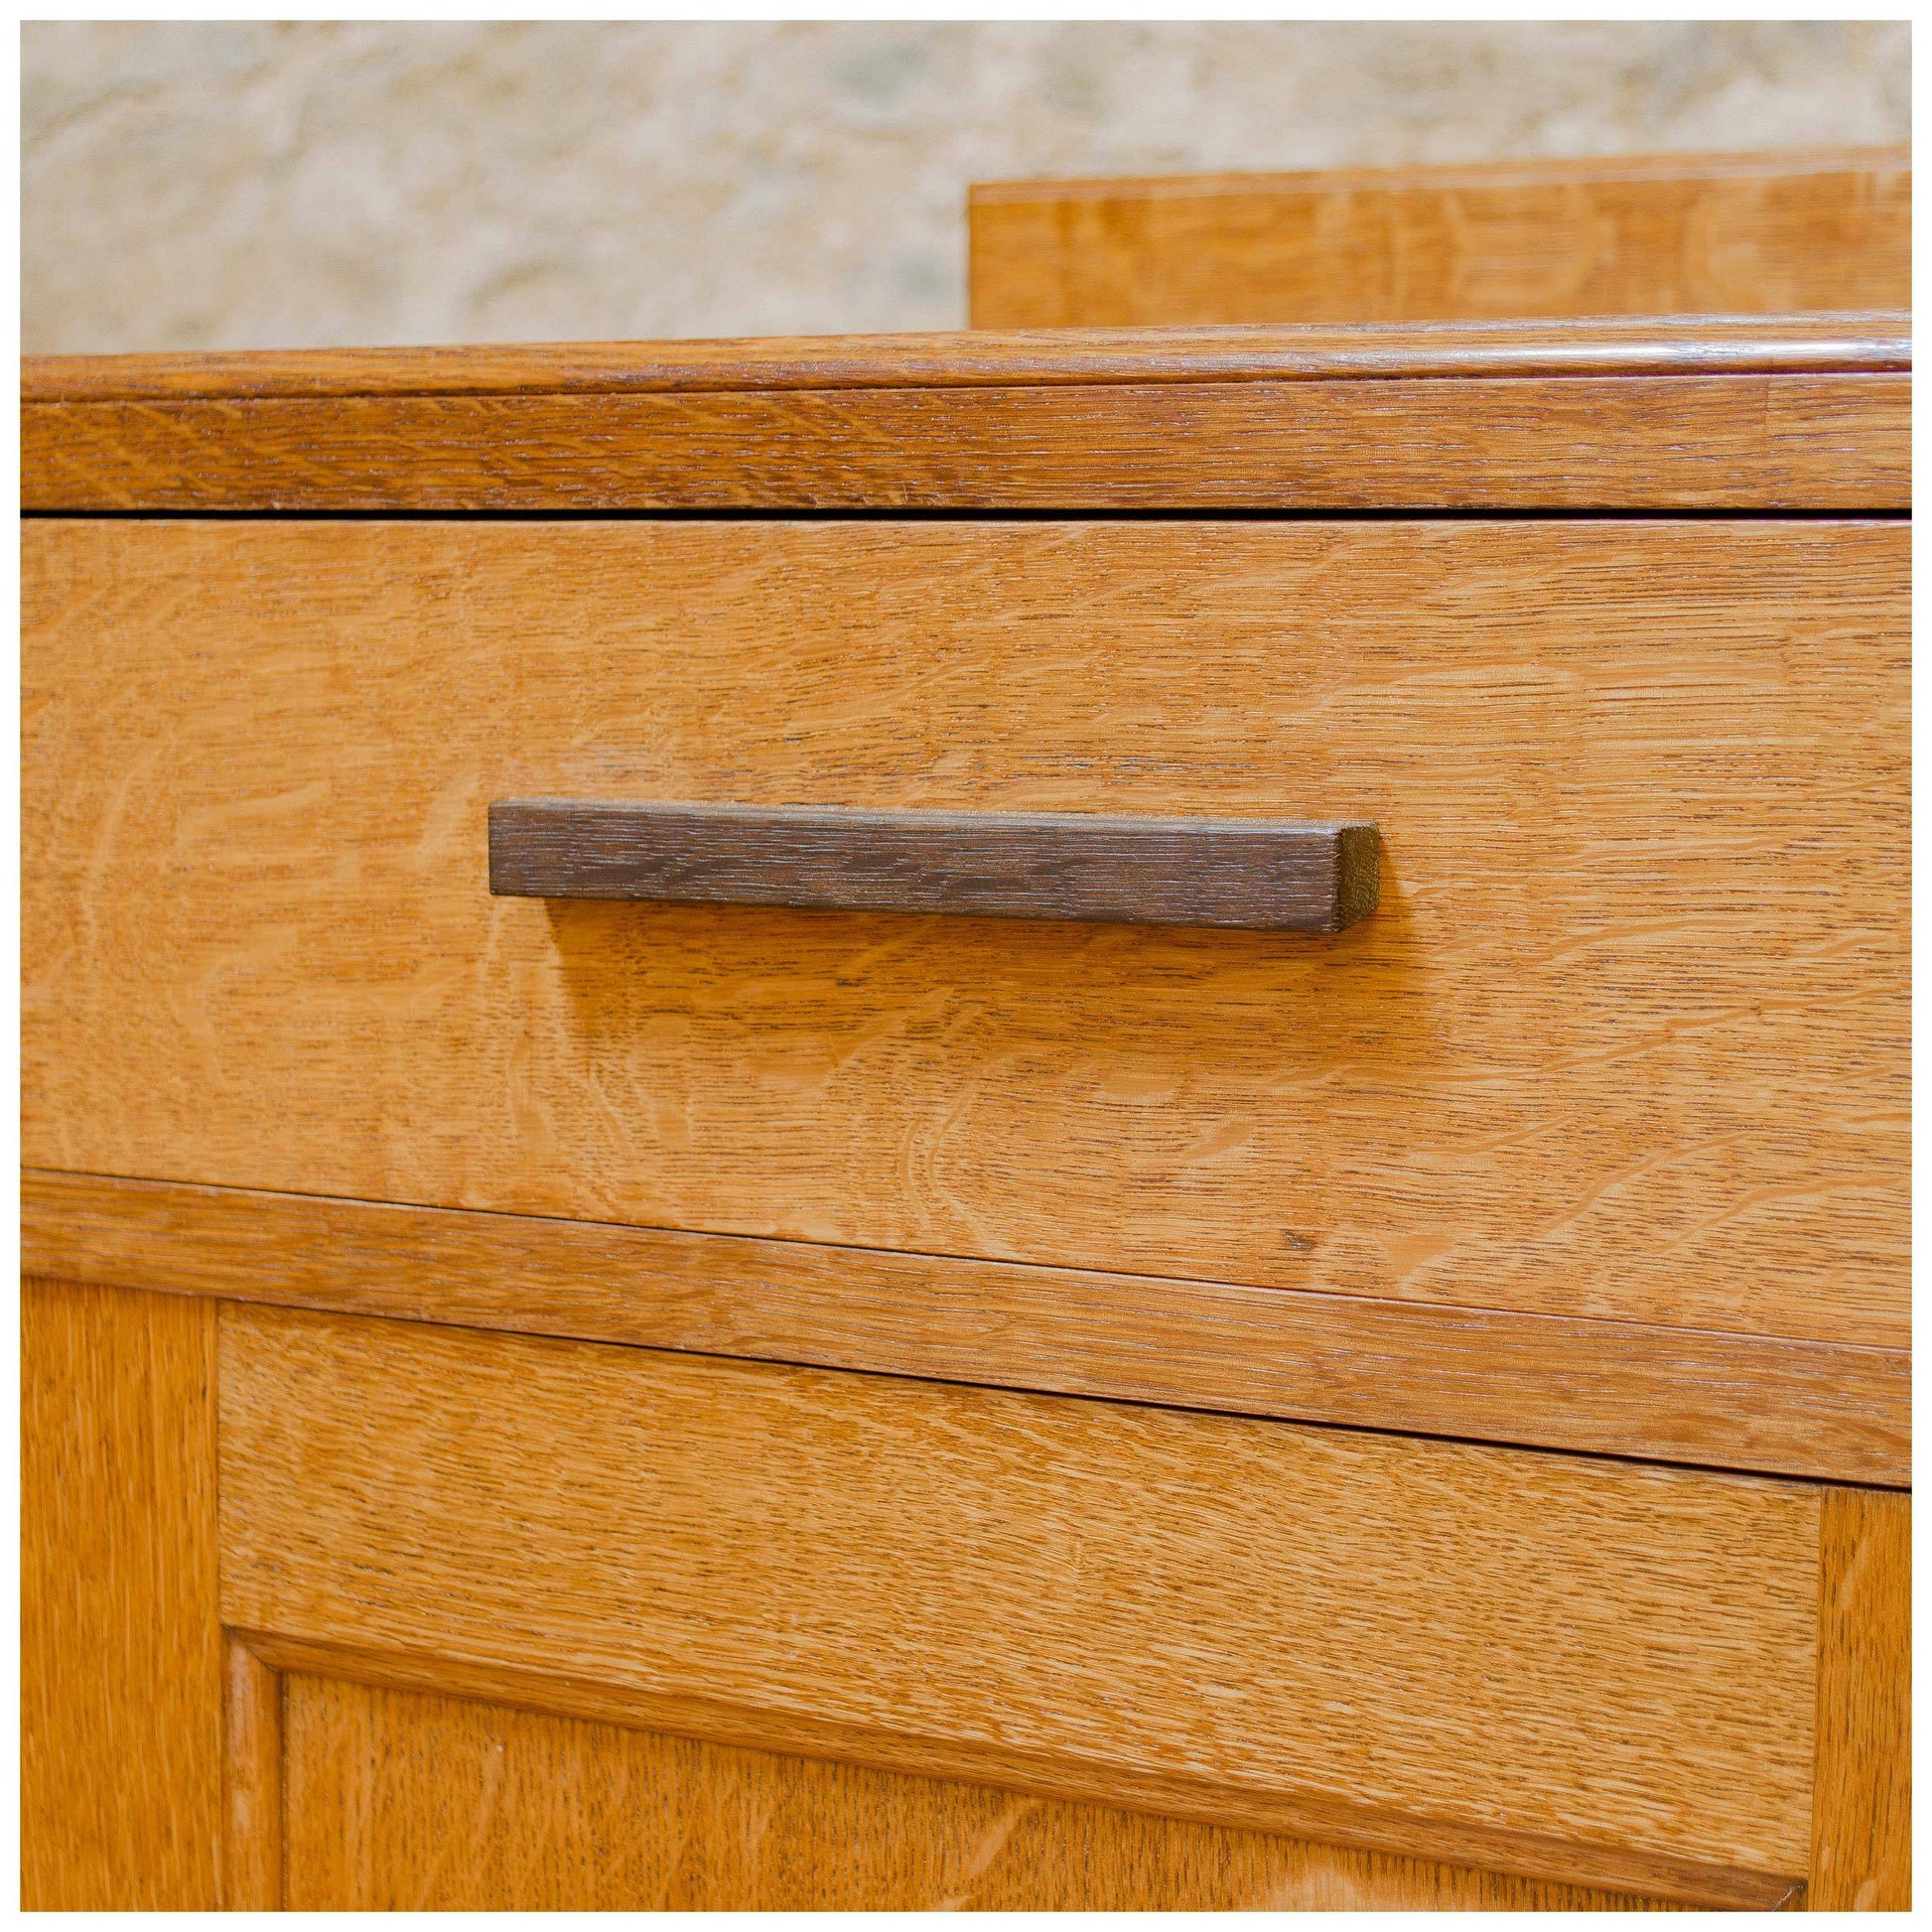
[488,800,1380,933]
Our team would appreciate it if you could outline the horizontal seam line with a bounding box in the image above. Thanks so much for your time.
[19,363,1912,402]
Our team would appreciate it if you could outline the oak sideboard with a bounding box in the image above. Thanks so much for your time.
[22,311,1908,1909]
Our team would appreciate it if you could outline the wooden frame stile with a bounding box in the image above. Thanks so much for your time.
[1811,1487,1912,1909]
[222,1636,284,1911]
[20,1278,223,1911]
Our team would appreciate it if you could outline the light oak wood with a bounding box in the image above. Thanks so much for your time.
[24,517,1907,1350]
[24,301,1908,1916]
[18,1269,1887,1907]
[21,1278,223,1909]
[1812,1488,1911,1908]
[970,148,1911,328]
[216,1302,1822,1902]
[21,310,1907,399]
[239,1628,1800,1907]
[277,1673,1672,1909]
[222,1641,283,1911]
[23,1170,1908,1485]
[23,370,1905,510]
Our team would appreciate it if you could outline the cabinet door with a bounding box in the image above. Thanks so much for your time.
[20,1275,1911,1909]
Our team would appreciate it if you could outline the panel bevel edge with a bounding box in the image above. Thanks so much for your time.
[221,1634,283,1909]
[226,1627,1800,1911]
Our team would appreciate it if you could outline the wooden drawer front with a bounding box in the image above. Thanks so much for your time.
[217,1304,1818,1904]
[23,516,1905,1347]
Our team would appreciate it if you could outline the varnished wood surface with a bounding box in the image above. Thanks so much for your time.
[1812,1488,1911,1908]
[23,1170,1909,1485]
[217,1303,1820,1899]
[489,800,1380,932]
[222,1641,283,1911]
[23,370,1906,510]
[240,1629,1795,1908]
[24,518,1907,1350]
[21,1278,223,1909]
[279,1674,1672,1910]
[970,148,1911,329]
[21,309,1908,398]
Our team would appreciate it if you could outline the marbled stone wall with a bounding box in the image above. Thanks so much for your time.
[23,20,1909,352]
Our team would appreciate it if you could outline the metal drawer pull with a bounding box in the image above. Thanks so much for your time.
[488,799,1378,932]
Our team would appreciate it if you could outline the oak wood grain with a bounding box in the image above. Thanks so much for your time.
[970,148,1911,329]
[221,1641,283,1911]
[489,799,1379,932]
[1811,1488,1911,1909]
[21,1278,223,1909]
[23,371,1906,511]
[23,1170,1909,1485]
[241,1629,1797,1908]
[216,1303,1821,1895]
[23,517,1907,1349]
[278,1672,1676,1909]
[20,310,1907,399]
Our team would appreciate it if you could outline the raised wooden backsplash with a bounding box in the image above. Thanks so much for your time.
[970,147,1912,329]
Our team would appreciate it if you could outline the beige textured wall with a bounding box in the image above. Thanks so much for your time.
[23,20,1910,353]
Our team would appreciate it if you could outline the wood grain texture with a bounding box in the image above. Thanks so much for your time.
[489,800,1379,932]
[22,371,1906,511]
[221,1641,283,1911]
[20,310,1908,399]
[279,1673,1674,1910]
[1812,1488,1911,1909]
[22,1170,1909,1486]
[241,1630,1796,1908]
[21,1278,222,1909]
[216,1303,1821,1896]
[970,147,1911,329]
[23,518,1907,1349]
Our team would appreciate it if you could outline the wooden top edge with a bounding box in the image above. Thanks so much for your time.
[20,311,1910,401]
[969,143,1914,206]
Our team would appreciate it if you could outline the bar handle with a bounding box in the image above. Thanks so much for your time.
[488,799,1378,933]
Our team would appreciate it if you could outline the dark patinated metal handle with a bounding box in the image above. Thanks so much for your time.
[488,799,1378,933]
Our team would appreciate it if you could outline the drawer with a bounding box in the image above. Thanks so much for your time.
[211,1299,1863,1907]
[22,514,1906,1348]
